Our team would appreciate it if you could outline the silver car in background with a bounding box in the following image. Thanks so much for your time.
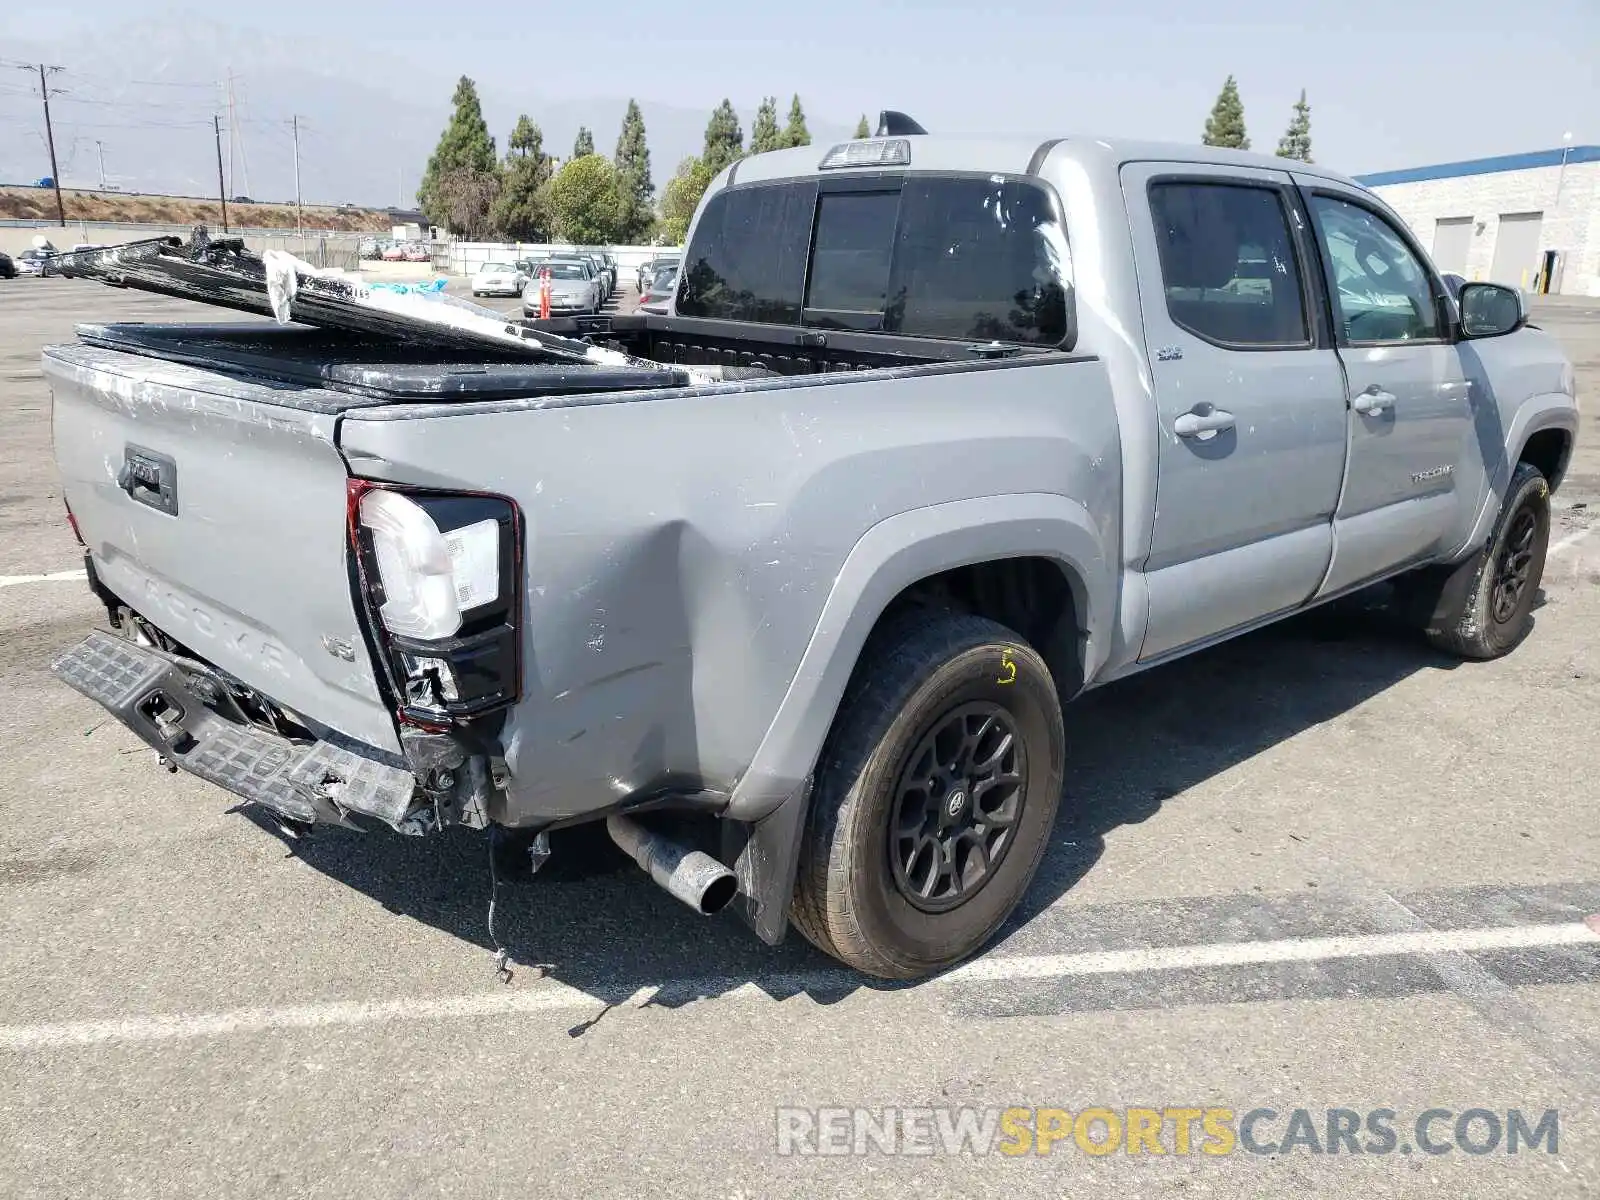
[521,259,602,316]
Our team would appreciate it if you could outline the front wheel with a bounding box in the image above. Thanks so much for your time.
[790,613,1065,979]
[1421,461,1551,659]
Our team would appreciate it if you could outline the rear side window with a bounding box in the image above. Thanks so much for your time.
[676,182,817,323]
[887,177,1068,344]
[1147,182,1309,348]
[678,175,1069,344]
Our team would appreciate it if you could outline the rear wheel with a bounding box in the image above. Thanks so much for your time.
[1420,461,1551,659]
[790,613,1065,979]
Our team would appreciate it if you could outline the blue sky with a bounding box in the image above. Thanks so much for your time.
[3,0,1595,202]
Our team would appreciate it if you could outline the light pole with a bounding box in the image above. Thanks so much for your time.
[1554,131,1574,206]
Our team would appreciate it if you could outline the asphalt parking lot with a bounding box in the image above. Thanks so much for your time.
[1,277,1598,1199]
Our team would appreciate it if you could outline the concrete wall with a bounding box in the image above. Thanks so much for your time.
[0,220,368,268]
[1368,160,1600,296]
[448,241,679,278]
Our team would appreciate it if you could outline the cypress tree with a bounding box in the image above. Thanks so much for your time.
[613,99,655,242]
[417,76,499,228]
[750,97,783,154]
[1202,76,1250,150]
[781,94,811,148]
[1275,90,1313,162]
[702,100,744,174]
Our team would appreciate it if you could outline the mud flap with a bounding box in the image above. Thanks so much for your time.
[52,630,418,828]
[721,781,811,946]
[1394,547,1489,635]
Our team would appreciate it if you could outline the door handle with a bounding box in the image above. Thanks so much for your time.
[1173,407,1236,439]
[1353,387,1396,415]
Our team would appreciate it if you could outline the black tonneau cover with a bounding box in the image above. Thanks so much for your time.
[54,230,690,383]
[75,323,690,401]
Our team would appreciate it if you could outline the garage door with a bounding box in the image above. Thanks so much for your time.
[1489,212,1543,289]
[1431,217,1473,275]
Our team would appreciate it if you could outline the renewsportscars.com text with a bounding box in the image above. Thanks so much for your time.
[775,1106,1560,1158]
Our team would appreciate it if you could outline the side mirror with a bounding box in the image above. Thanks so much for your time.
[1459,282,1526,339]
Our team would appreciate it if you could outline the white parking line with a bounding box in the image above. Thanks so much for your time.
[2,921,1593,1052]
[0,569,86,589]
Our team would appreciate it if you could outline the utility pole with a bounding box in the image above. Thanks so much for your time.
[95,140,107,191]
[213,115,230,233]
[291,114,303,235]
[17,64,67,225]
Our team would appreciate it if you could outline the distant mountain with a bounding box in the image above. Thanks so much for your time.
[0,20,851,210]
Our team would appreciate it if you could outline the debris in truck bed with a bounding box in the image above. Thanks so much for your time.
[53,229,690,378]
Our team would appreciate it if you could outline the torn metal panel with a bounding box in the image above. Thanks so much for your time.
[52,230,686,377]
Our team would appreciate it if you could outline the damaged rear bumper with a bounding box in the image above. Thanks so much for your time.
[53,630,424,831]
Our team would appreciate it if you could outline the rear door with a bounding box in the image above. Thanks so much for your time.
[1123,163,1349,660]
[1296,178,1474,595]
[46,345,401,754]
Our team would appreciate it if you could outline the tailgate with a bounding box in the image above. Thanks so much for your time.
[45,343,400,755]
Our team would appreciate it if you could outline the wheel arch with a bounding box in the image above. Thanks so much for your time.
[725,493,1111,824]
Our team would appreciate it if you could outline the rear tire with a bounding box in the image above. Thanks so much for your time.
[790,612,1065,979]
[1422,461,1551,660]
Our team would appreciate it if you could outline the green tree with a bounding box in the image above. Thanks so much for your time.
[702,100,744,174]
[417,76,500,232]
[781,94,810,148]
[659,155,714,244]
[613,99,655,242]
[1202,75,1250,150]
[853,114,871,139]
[1275,89,1313,163]
[492,114,552,241]
[573,126,595,159]
[750,96,782,155]
[543,154,620,244]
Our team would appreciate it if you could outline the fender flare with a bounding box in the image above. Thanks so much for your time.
[1453,394,1579,559]
[725,492,1111,824]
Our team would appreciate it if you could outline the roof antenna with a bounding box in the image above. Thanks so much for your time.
[876,110,928,137]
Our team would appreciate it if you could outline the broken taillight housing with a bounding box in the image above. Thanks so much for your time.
[348,480,522,725]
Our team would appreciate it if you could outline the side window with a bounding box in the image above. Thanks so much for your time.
[1147,181,1310,348]
[1310,196,1440,343]
[676,182,816,324]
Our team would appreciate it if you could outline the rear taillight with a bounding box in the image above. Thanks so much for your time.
[64,497,85,547]
[348,480,522,725]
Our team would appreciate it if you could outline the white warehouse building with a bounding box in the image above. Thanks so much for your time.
[1355,145,1600,296]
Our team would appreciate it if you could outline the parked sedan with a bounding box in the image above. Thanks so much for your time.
[575,252,613,298]
[403,243,432,263]
[635,263,679,315]
[17,248,56,277]
[521,260,602,316]
[471,261,528,297]
[636,254,680,292]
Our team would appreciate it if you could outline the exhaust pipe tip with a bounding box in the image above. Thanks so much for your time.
[606,814,740,916]
[695,870,739,916]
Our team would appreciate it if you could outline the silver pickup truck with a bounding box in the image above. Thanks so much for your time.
[46,126,1578,980]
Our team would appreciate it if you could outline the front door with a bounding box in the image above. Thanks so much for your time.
[1298,180,1474,596]
[1123,163,1350,661]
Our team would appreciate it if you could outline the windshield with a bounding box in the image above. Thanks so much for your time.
[546,263,589,280]
[649,267,679,291]
[481,262,517,272]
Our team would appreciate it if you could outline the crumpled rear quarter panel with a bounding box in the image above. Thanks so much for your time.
[338,360,1119,825]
